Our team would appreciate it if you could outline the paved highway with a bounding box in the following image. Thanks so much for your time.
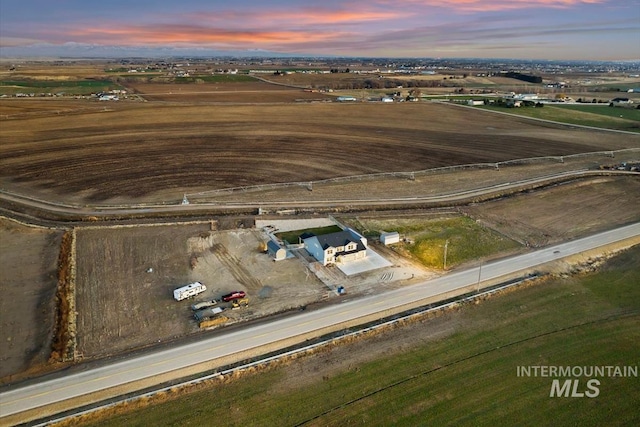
[1,222,638,419]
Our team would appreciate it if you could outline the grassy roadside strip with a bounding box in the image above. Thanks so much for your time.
[72,245,640,427]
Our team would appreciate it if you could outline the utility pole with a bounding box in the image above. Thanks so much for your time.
[443,239,449,270]
[477,261,483,293]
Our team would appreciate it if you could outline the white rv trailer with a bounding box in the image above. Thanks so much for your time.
[173,282,206,301]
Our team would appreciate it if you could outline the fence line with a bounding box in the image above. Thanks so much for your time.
[186,148,640,198]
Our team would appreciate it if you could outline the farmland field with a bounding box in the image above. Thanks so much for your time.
[0,79,119,96]
[2,100,638,204]
[125,80,335,102]
[78,244,640,427]
[0,218,62,381]
[462,176,640,247]
[478,103,640,132]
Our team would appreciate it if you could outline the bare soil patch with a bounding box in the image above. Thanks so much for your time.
[73,223,332,359]
[461,176,640,247]
[0,99,105,118]
[0,218,63,382]
[74,223,209,358]
[126,81,333,103]
[1,102,637,204]
[191,154,634,205]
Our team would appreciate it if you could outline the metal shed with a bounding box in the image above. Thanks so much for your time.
[267,240,287,261]
[380,231,400,246]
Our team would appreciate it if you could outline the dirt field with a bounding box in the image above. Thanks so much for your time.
[0,218,62,381]
[2,101,638,204]
[125,81,334,103]
[189,153,636,204]
[462,176,640,247]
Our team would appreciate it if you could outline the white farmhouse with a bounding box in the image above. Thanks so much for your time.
[303,228,367,266]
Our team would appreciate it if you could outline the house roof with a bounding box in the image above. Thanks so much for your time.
[299,232,315,240]
[312,230,366,252]
[380,231,399,237]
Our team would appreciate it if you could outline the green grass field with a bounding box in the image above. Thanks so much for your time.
[0,79,117,95]
[82,245,640,427]
[478,104,640,132]
[358,216,521,270]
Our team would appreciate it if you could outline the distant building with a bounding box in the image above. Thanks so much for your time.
[610,97,633,104]
[336,96,357,102]
[380,231,400,246]
[509,93,539,101]
[303,228,367,266]
[98,94,118,101]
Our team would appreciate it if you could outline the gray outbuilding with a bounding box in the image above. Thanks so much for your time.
[380,231,400,246]
[267,240,287,261]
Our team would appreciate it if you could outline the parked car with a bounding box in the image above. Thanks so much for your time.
[221,291,246,302]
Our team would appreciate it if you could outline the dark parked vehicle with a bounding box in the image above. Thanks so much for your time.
[222,291,246,302]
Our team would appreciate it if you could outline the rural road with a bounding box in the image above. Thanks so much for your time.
[1,222,639,419]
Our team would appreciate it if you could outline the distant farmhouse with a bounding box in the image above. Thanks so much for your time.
[303,228,367,266]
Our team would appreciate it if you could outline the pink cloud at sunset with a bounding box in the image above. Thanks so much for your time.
[188,8,410,27]
[0,0,637,60]
[375,0,606,12]
[64,25,348,48]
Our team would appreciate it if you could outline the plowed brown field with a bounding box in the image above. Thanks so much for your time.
[2,101,637,203]
[126,81,334,102]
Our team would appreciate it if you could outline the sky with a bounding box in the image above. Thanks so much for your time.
[1,0,639,60]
